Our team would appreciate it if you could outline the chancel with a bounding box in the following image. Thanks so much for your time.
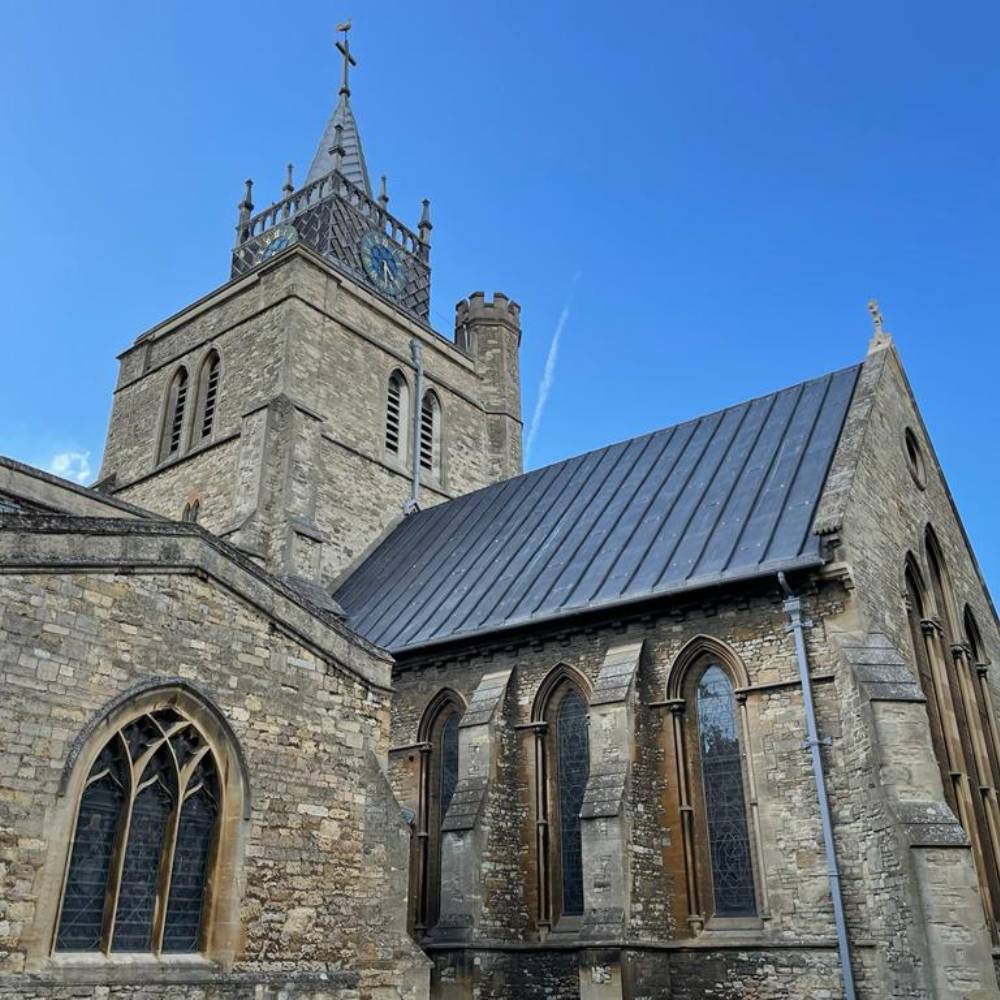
[1,23,999,1000]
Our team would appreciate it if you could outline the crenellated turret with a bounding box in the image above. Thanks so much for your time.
[455,291,523,480]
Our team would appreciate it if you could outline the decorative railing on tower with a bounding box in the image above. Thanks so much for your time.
[230,166,432,322]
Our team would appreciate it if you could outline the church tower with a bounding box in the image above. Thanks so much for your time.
[98,25,523,589]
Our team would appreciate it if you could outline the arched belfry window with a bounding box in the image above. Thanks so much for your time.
[414,691,462,933]
[385,369,409,461]
[194,351,221,444]
[159,367,189,462]
[667,641,760,930]
[419,390,441,479]
[532,667,591,929]
[53,690,245,959]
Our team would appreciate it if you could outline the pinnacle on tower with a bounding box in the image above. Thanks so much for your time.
[305,21,372,194]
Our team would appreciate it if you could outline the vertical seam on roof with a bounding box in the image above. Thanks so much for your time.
[584,421,707,602]
[385,453,590,648]
[759,375,834,565]
[466,440,642,632]
[520,427,683,620]
[356,475,520,640]
[683,391,779,582]
[569,420,698,608]
[530,431,663,616]
[440,442,613,638]
[713,383,805,576]
[614,411,725,600]
[791,367,860,559]
[648,399,754,592]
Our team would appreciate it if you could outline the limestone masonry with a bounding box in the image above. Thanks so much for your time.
[2,25,999,1000]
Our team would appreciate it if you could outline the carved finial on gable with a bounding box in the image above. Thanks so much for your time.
[867,298,892,354]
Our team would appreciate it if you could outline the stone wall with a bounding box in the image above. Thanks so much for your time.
[386,578,874,997]
[100,250,523,586]
[0,518,429,999]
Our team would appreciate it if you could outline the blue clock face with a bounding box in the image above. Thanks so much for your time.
[360,231,407,297]
[257,223,298,263]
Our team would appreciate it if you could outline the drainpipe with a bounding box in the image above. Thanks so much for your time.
[778,571,856,1000]
[404,338,424,514]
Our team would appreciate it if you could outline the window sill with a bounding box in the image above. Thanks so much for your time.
[28,953,222,985]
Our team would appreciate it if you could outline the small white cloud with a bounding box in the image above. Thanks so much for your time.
[47,450,93,485]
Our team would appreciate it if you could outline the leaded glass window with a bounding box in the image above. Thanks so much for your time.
[440,711,460,818]
[55,706,221,955]
[416,696,463,932]
[695,665,756,917]
[556,689,590,917]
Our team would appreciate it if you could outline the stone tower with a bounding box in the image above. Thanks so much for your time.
[97,26,523,590]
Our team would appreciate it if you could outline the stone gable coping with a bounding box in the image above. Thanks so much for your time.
[0,514,393,690]
[0,455,159,521]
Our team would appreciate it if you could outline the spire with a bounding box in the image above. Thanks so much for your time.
[305,21,372,194]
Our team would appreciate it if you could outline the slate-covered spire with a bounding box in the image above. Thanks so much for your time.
[305,22,372,194]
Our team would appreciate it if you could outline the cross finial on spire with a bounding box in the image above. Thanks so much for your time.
[867,298,892,354]
[336,20,356,97]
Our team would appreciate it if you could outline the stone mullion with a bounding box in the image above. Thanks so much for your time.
[533,725,552,932]
[414,743,432,933]
[736,692,769,917]
[669,701,702,933]
[952,644,1000,936]
[975,662,1000,793]
[921,619,993,922]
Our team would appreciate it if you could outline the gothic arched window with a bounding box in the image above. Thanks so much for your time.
[694,665,756,917]
[385,369,409,461]
[419,390,441,479]
[55,702,225,956]
[911,531,1000,941]
[195,351,221,443]
[414,691,462,933]
[532,668,591,929]
[668,644,759,930]
[159,367,189,462]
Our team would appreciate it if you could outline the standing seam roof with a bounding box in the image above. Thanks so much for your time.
[335,365,861,652]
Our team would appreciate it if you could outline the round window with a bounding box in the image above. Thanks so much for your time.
[904,427,926,489]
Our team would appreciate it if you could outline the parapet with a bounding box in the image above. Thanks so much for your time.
[455,291,522,329]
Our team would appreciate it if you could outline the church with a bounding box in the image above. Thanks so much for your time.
[2,25,999,1000]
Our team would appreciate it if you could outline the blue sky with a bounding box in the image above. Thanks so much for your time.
[1,1,997,596]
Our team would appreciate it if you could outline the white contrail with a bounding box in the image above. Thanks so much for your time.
[525,273,581,463]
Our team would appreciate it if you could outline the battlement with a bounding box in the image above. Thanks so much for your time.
[455,291,521,329]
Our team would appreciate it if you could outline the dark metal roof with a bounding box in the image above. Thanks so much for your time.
[335,364,861,653]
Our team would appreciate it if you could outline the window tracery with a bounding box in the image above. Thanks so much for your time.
[56,706,221,955]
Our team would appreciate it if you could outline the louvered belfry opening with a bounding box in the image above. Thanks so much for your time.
[160,368,189,462]
[385,372,403,455]
[55,707,221,956]
[199,353,221,440]
[420,392,437,474]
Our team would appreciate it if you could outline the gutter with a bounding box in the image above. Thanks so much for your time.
[778,571,856,1000]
